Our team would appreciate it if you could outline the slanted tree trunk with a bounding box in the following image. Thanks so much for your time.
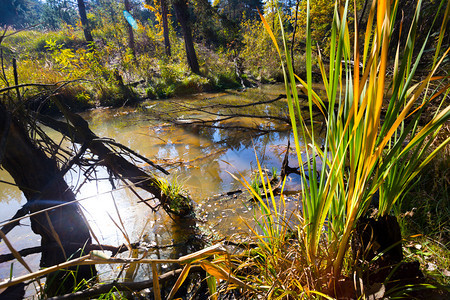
[77,0,94,43]
[124,0,136,57]
[35,97,193,216]
[0,103,95,296]
[173,0,200,74]
[161,0,171,56]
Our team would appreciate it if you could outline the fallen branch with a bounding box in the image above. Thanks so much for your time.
[0,241,181,263]
[0,244,227,290]
[193,93,290,110]
[168,118,282,134]
[47,265,204,300]
[0,79,89,95]
[176,101,292,125]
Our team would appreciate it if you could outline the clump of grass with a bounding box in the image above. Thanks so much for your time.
[229,153,327,298]
[399,148,449,285]
[153,175,193,216]
[400,152,449,240]
[250,176,262,200]
[1,28,85,60]
[226,0,450,298]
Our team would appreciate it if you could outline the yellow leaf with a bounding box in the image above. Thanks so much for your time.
[167,264,191,300]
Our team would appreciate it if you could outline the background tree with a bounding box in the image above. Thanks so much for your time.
[0,0,43,28]
[124,0,136,56]
[161,0,172,56]
[40,0,78,30]
[172,0,200,74]
[213,0,264,21]
[77,0,94,42]
[191,0,235,48]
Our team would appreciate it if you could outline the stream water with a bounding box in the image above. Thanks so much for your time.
[0,84,324,294]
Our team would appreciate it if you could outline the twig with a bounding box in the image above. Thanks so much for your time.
[0,83,63,93]
[0,205,30,243]
[12,58,20,101]
[0,26,8,46]
[0,79,91,95]
[0,48,9,86]
[1,23,41,40]
[58,142,89,177]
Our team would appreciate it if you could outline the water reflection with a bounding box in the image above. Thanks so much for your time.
[0,84,317,288]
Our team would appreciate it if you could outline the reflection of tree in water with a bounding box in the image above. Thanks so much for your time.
[165,116,294,202]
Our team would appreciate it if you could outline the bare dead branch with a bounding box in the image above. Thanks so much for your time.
[215,93,292,108]
[0,241,180,263]
[47,266,204,300]
[0,83,67,94]
[175,97,292,125]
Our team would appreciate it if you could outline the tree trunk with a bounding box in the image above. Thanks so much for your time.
[161,0,171,56]
[358,0,370,30]
[173,0,200,74]
[0,103,95,296]
[35,97,193,217]
[77,0,94,43]
[124,0,136,57]
[290,0,300,73]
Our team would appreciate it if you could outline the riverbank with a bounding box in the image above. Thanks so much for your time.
[0,24,297,115]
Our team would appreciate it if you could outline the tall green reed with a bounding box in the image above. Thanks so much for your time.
[259,0,449,291]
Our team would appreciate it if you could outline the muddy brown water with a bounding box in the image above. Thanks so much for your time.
[0,84,324,295]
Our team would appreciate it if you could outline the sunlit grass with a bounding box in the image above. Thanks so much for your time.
[225,0,450,298]
[1,21,241,107]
